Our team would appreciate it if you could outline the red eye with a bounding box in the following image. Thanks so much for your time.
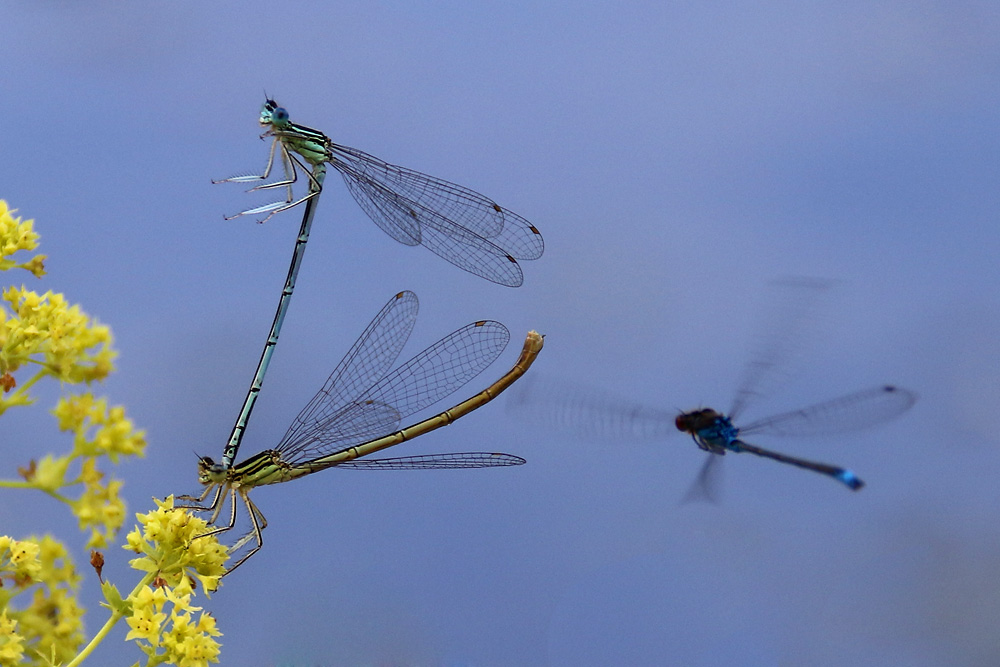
[675,414,692,432]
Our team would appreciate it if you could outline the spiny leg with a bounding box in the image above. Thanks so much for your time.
[245,143,298,194]
[222,490,268,575]
[215,141,299,221]
[189,486,241,541]
[175,482,220,508]
[221,152,323,224]
[212,136,281,186]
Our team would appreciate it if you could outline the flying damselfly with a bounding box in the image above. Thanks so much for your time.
[507,278,916,497]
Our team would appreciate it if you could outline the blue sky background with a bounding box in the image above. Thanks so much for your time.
[3,2,1000,665]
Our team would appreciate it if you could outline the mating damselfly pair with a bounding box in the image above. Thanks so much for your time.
[181,100,545,573]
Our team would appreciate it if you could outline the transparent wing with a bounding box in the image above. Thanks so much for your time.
[681,453,725,504]
[738,385,918,437]
[302,401,402,448]
[277,320,511,465]
[729,277,833,421]
[278,291,418,449]
[506,374,676,442]
[331,452,526,469]
[331,143,543,259]
[329,143,543,286]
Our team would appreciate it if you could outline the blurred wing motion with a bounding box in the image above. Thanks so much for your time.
[681,454,725,504]
[729,277,832,421]
[507,374,676,443]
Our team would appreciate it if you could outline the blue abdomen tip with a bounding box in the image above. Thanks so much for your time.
[836,469,864,490]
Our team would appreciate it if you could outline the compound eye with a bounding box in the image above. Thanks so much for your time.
[273,107,289,122]
[675,414,692,432]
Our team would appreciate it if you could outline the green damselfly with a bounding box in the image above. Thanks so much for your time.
[215,99,544,287]
[220,191,323,470]
[180,291,543,573]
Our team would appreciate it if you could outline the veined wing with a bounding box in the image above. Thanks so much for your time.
[507,374,676,442]
[487,205,545,261]
[331,452,526,469]
[279,291,419,451]
[306,400,402,447]
[330,142,543,259]
[277,320,511,464]
[333,143,503,235]
[738,385,917,437]
[332,153,523,286]
[330,145,541,286]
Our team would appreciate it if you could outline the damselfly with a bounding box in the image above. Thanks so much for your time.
[180,291,543,573]
[507,279,916,496]
[672,385,916,494]
[220,191,322,470]
[215,99,544,287]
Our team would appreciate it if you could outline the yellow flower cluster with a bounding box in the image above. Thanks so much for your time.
[0,200,177,664]
[0,609,24,665]
[125,582,222,667]
[0,200,45,278]
[0,535,85,665]
[0,286,114,390]
[53,393,146,462]
[74,458,127,549]
[115,497,227,666]
[9,394,147,549]
[125,496,228,594]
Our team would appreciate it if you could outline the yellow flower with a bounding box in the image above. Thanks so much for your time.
[125,594,167,646]
[53,393,147,461]
[5,538,42,580]
[52,393,93,431]
[26,584,85,651]
[161,608,222,667]
[73,458,128,548]
[0,287,115,382]
[35,535,77,586]
[0,610,26,664]
[164,579,196,611]
[0,201,44,278]
[133,584,169,611]
[20,254,46,278]
[92,405,147,461]
[125,581,222,666]
[125,528,145,553]
[125,497,228,593]
[31,454,71,493]
[2,536,84,664]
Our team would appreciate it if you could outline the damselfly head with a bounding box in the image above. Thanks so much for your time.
[195,456,227,484]
[675,408,724,434]
[259,99,290,128]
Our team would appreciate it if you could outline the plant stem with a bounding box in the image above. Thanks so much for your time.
[64,571,156,667]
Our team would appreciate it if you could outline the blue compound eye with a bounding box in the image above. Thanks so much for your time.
[273,107,289,122]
